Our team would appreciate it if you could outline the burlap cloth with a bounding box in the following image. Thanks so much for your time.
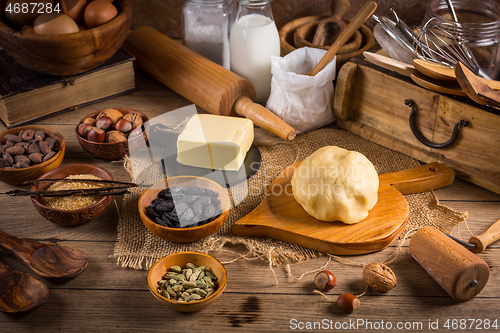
[113,127,467,270]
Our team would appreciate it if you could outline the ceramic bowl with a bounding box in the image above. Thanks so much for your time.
[76,108,149,160]
[148,251,227,312]
[139,176,230,243]
[0,0,132,76]
[0,125,65,185]
[31,164,114,226]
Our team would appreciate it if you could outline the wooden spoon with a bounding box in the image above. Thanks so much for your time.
[410,71,467,96]
[0,259,49,315]
[413,59,500,90]
[455,62,500,107]
[308,0,377,76]
[313,0,351,46]
[0,230,88,282]
[363,51,418,77]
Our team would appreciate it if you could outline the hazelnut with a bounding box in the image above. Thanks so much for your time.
[83,117,97,126]
[78,123,93,137]
[87,127,106,143]
[314,271,337,291]
[106,130,127,143]
[115,118,132,133]
[337,293,360,313]
[362,263,397,292]
[96,116,114,132]
[123,112,143,128]
[97,108,123,124]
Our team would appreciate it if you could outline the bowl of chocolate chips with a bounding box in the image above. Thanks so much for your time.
[138,176,230,243]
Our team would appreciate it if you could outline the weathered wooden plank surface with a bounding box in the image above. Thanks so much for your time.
[0,69,499,332]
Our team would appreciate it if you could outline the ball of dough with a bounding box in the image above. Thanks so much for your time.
[291,146,379,224]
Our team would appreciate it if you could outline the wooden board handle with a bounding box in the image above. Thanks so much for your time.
[0,229,40,264]
[234,96,296,141]
[378,162,455,195]
[308,1,377,76]
[469,218,500,253]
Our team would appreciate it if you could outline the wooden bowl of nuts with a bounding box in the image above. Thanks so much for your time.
[147,251,227,312]
[0,125,65,185]
[138,176,231,243]
[76,108,149,160]
[31,164,114,226]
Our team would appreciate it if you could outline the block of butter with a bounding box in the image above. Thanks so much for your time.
[177,114,254,171]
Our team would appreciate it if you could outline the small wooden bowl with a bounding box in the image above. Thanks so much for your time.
[148,251,227,312]
[279,15,376,68]
[0,125,65,185]
[76,108,149,160]
[294,21,363,54]
[0,0,132,76]
[139,176,230,243]
[31,164,114,226]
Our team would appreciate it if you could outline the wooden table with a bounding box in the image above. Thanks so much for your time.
[1,70,499,332]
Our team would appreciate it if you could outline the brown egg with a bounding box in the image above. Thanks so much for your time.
[20,24,35,33]
[83,0,117,28]
[4,0,24,29]
[34,13,79,35]
[16,0,53,26]
[61,0,87,22]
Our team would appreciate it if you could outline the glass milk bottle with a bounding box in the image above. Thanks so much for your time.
[229,0,280,103]
[182,0,237,69]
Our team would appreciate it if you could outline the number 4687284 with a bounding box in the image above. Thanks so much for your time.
[5,2,61,14]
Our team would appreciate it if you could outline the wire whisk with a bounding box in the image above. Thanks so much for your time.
[414,17,491,79]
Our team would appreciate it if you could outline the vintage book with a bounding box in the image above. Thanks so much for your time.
[0,47,136,128]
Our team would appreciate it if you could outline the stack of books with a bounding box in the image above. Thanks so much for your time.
[0,47,136,128]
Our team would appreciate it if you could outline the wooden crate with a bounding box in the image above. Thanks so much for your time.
[334,59,500,194]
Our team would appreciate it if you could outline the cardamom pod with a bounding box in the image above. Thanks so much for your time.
[198,271,205,280]
[170,266,182,273]
[181,292,190,299]
[187,294,202,302]
[184,268,193,279]
[186,262,197,270]
[182,281,197,289]
[195,288,207,296]
[161,289,171,299]
[205,271,216,279]
[166,286,177,297]
[173,285,184,292]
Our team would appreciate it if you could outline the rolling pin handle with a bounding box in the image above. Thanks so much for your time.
[469,218,500,253]
[233,96,297,141]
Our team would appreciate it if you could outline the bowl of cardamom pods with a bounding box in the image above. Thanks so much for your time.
[148,251,227,312]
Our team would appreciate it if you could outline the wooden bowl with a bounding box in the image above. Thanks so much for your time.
[76,108,149,160]
[147,251,227,312]
[139,176,230,243]
[279,15,376,68]
[0,125,65,185]
[294,21,363,54]
[31,164,114,226]
[0,0,132,76]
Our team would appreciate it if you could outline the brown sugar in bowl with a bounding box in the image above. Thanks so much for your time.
[139,176,231,243]
[31,164,114,226]
[0,125,65,185]
[76,108,149,160]
[0,0,132,76]
[148,251,228,312]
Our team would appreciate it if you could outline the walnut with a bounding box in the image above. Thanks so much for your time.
[362,263,397,292]
[106,130,127,143]
[97,108,123,124]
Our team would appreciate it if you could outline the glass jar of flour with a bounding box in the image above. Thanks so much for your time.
[230,0,280,103]
[182,0,237,69]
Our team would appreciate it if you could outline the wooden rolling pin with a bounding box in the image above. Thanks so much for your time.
[124,26,296,141]
[409,227,490,302]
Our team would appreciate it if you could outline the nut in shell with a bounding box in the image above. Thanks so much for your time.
[362,262,397,292]
[97,108,123,124]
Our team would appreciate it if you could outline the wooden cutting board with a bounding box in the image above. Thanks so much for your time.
[232,162,455,255]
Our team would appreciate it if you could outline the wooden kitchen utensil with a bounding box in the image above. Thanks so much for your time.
[363,51,418,77]
[410,71,467,96]
[294,22,362,53]
[313,0,351,46]
[0,230,88,282]
[124,27,296,141]
[308,0,377,76]
[409,226,489,302]
[469,218,500,253]
[233,162,455,255]
[455,62,500,107]
[0,259,49,315]
[413,59,500,89]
